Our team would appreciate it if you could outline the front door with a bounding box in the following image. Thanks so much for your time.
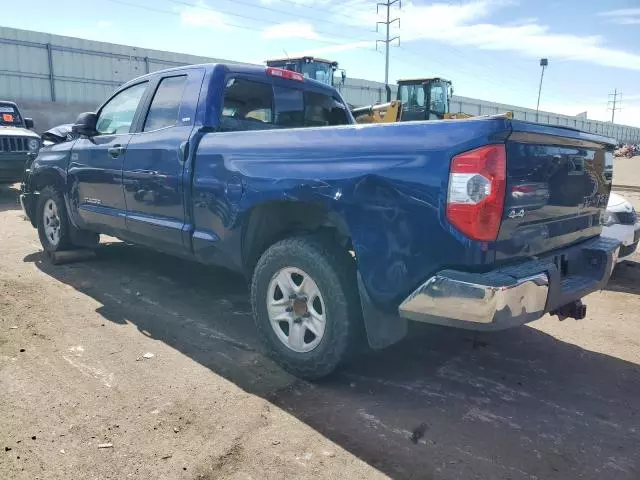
[122,70,203,253]
[68,81,149,233]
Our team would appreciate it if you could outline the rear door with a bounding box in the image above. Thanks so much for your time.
[69,81,149,233]
[122,68,204,253]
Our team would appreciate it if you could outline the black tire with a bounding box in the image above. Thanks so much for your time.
[251,234,363,380]
[36,186,72,253]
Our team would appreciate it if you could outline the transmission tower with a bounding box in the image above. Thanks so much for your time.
[608,89,622,124]
[376,0,401,95]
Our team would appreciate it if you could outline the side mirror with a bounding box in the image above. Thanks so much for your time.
[72,112,98,137]
[24,118,34,129]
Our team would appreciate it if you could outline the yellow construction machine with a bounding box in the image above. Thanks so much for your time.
[353,77,477,124]
[266,56,346,88]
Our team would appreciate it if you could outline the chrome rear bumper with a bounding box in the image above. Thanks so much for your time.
[399,272,549,328]
[398,236,619,330]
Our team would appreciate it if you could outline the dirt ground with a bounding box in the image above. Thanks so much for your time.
[1,178,640,480]
[613,155,640,188]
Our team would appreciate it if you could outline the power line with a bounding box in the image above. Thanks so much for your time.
[375,0,401,90]
[104,0,596,109]
[165,0,377,42]
[226,0,374,27]
[608,89,622,124]
[104,0,378,51]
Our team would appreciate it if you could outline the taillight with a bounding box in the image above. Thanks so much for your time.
[266,67,304,82]
[446,144,506,241]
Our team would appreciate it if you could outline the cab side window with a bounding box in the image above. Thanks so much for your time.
[96,82,148,135]
[143,75,188,132]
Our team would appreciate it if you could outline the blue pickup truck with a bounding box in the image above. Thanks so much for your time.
[21,63,619,379]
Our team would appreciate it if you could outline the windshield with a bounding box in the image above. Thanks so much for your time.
[398,84,425,110]
[300,62,334,86]
[429,81,449,116]
[0,104,24,127]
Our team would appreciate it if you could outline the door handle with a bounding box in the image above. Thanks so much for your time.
[108,145,126,158]
[178,140,189,163]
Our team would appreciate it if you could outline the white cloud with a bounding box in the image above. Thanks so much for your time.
[261,0,328,5]
[598,8,640,17]
[290,41,374,58]
[613,18,640,25]
[598,8,640,25]
[180,2,230,30]
[262,21,321,40]
[97,21,112,29]
[339,0,640,71]
[175,0,640,72]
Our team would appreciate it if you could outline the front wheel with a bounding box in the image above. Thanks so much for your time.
[251,235,363,380]
[36,186,71,253]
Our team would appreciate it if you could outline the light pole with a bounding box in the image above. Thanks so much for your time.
[535,58,548,123]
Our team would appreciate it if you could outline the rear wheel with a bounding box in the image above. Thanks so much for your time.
[251,234,362,380]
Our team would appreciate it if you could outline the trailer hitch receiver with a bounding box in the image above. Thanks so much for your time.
[552,300,587,321]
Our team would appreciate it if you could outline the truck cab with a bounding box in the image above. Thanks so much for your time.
[266,57,343,87]
[396,78,452,121]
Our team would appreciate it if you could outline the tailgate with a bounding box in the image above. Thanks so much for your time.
[496,121,615,261]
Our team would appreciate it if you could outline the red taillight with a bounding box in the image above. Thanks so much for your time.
[446,144,506,241]
[266,67,304,82]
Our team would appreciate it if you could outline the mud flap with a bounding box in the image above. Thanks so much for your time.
[357,272,408,349]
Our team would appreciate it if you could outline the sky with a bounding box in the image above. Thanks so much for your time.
[2,0,640,126]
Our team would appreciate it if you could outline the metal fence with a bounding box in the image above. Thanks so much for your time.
[1,26,638,143]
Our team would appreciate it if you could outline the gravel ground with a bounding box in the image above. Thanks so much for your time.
[613,155,640,188]
[1,183,639,480]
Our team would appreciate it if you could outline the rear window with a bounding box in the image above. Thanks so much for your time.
[0,104,22,126]
[274,88,348,127]
[220,77,348,132]
[221,78,275,132]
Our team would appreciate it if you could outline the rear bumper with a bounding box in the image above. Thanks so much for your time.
[399,236,620,330]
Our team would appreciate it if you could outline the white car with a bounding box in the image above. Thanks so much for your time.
[602,192,640,263]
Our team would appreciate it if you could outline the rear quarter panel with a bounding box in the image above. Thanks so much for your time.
[192,119,511,309]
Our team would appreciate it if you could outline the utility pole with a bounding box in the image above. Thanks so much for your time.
[535,58,548,123]
[376,0,401,101]
[608,89,622,124]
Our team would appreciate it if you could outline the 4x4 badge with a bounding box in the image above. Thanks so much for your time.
[508,209,525,219]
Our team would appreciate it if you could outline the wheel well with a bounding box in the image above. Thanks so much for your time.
[242,201,352,277]
[32,170,65,192]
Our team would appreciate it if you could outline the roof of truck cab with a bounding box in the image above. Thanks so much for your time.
[266,57,337,64]
[120,63,338,93]
[397,77,451,84]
